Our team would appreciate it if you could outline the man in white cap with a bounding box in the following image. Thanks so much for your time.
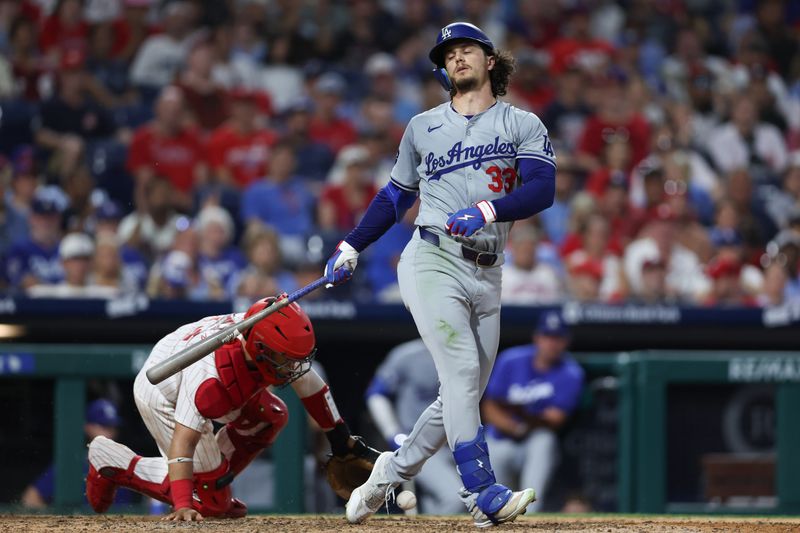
[27,233,116,298]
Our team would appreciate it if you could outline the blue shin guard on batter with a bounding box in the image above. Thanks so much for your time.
[453,426,512,518]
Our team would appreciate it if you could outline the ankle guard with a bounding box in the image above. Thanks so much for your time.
[452,425,495,493]
[476,483,512,517]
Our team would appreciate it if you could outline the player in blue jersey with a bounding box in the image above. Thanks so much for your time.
[482,311,584,512]
[324,22,556,527]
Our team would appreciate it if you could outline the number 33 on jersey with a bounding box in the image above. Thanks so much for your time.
[390,101,556,249]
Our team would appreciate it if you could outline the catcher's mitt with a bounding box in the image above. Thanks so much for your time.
[325,435,382,499]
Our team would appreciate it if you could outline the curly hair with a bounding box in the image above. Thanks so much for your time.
[449,48,516,98]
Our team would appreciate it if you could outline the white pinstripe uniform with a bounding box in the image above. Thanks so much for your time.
[89,313,255,483]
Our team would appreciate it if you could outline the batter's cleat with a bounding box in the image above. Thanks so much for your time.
[345,451,398,524]
[86,464,118,513]
[459,487,537,528]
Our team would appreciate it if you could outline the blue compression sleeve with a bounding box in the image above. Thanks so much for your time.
[344,181,417,252]
[491,158,555,222]
[364,376,393,399]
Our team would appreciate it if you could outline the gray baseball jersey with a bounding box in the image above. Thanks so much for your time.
[383,99,556,502]
[390,100,556,252]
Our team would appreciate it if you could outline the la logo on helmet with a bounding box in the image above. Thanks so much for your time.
[442,27,452,39]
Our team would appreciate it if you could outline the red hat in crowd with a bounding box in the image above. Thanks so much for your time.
[228,87,272,115]
[568,253,604,281]
[706,257,742,279]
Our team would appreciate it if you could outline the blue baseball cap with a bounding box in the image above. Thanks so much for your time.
[86,399,121,427]
[31,196,63,215]
[96,200,123,221]
[536,311,570,337]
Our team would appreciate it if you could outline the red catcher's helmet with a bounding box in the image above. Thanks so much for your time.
[243,296,316,384]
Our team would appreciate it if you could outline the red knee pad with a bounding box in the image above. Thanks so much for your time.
[237,389,289,431]
[225,389,288,475]
[231,389,289,451]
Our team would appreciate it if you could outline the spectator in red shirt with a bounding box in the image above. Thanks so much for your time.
[127,85,208,212]
[318,145,377,235]
[111,0,155,63]
[38,0,88,61]
[308,72,357,154]
[207,88,277,189]
[176,42,230,132]
[507,49,554,115]
[702,257,758,307]
[566,252,604,302]
[576,70,651,174]
[585,138,632,199]
[7,15,46,101]
[546,7,614,76]
[565,214,624,302]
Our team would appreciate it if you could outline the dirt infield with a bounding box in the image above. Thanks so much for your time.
[3,515,800,533]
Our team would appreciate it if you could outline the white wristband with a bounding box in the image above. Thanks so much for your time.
[167,457,193,464]
[476,200,497,224]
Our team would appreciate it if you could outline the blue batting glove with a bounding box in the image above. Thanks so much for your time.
[445,201,496,237]
[324,241,359,288]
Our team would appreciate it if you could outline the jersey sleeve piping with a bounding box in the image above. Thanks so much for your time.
[390,177,419,191]
[516,154,557,169]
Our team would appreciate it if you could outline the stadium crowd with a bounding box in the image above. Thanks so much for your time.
[1,0,799,307]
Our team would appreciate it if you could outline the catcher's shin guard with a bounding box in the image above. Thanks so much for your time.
[86,463,118,513]
[91,456,171,509]
[191,458,242,517]
[217,388,288,477]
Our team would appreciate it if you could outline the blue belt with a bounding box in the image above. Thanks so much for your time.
[418,227,499,267]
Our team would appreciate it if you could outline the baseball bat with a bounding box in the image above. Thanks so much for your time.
[146,276,329,385]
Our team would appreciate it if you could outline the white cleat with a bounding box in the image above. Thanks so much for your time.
[460,487,537,528]
[345,451,398,524]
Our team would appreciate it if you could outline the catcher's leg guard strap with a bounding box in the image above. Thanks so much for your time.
[192,458,233,517]
[100,455,171,503]
[452,425,496,493]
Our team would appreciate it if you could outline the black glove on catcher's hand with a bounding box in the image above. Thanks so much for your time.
[324,423,382,500]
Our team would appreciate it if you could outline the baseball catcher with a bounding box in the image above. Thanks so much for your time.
[85,296,379,521]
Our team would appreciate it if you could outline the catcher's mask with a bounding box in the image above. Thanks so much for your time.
[243,296,316,385]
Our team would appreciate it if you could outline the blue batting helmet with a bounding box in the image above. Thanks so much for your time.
[429,22,494,92]
[429,22,494,68]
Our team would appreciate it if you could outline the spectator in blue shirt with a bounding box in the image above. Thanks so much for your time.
[481,311,585,512]
[21,399,136,509]
[241,141,316,264]
[5,192,66,291]
[194,205,245,300]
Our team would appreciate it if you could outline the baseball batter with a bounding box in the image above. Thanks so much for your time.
[85,297,376,521]
[325,22,556,527]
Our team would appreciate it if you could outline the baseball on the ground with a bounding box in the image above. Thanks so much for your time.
[396,490,417,510]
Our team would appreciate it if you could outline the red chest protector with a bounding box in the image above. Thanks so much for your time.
[195,342,264,420]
